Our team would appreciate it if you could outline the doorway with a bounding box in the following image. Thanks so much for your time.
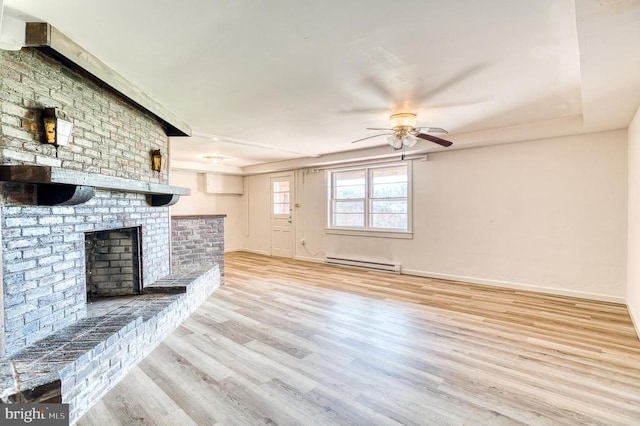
[270,175,294,257]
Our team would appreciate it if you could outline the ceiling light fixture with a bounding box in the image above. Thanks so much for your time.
[386,135,403,149]
[203,155,227,164]
[387,133,417,150]
[389,113,417,129]
[386,113,419,151]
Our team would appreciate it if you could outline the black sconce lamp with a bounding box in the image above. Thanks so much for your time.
[151,149,162,172]
[42,108,73,147]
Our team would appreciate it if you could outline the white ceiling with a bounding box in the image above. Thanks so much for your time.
[3,0,640,172]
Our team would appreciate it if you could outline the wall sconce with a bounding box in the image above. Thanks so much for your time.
[42,107,73,146]
[151,149,162,172]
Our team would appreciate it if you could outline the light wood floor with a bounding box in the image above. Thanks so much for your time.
[78,252,640,425]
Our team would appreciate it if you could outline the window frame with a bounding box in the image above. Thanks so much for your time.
[325,162,413,239]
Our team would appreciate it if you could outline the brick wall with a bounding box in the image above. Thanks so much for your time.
[171,215,225,281]
[0,49,167,182]
[0,48,172,357]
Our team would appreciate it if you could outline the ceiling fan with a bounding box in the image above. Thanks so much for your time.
[351,113,453,149]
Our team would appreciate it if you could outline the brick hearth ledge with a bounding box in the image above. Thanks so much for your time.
[0,265,220,423]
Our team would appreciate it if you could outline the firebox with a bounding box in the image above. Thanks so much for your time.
[84,227,142,300]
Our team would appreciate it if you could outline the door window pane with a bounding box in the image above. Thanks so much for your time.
[273,192,290,203]
[273,203,289,214]
[273,180,290,215]
[273,181,289,192]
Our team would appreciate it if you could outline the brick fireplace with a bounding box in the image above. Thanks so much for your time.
[0,25,222,423]
[0,23,192,356]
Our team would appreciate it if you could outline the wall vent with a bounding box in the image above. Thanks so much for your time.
[325,256,401,274]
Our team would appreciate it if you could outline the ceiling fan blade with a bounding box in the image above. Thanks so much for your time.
[350,133,392,144]
[366,127,393,131]
[363,75,396,103]
[414,127,448,134]
[415,133,453,147]
[414,63,487,102]
[339,107,390,115]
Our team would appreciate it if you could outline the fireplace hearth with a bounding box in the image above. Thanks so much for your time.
[0,265,221,421]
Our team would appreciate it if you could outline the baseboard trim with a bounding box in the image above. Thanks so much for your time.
[223,246,243,253]
[240,248,271,256]
[294,255,325,264]
[401,268,626,304]
[627,298,640,341]
[235,252,627,305]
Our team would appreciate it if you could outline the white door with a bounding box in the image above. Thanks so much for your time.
[270,175,294,257]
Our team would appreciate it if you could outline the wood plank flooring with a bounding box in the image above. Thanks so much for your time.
[78,252,640,425]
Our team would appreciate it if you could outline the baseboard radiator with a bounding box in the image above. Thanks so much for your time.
[325,256,401,273]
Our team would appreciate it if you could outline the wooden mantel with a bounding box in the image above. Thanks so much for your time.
[0,165,190,206]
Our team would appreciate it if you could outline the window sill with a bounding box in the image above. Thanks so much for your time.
[324,228,413,239]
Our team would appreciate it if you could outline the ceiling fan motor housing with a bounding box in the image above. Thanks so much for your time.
[389,113,417,129]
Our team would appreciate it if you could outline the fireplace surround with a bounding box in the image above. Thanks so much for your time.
[0,25,221,423]
[0,25,191,357]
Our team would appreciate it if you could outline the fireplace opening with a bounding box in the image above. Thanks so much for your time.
[84,227,142,301]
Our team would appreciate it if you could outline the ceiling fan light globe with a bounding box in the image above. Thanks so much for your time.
[404,134,418,148]
[387,135,403,149]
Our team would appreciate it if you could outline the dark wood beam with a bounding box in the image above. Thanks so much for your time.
[0,165,190,196]
[0,165,190,207]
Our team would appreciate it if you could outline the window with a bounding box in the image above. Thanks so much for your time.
[327,163,411,236]
[272,180,290,215]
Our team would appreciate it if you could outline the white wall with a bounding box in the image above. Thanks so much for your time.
[628,105,640,337]
[244,130,628,302]
[170,170,244,251]
[242,174,272,255]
